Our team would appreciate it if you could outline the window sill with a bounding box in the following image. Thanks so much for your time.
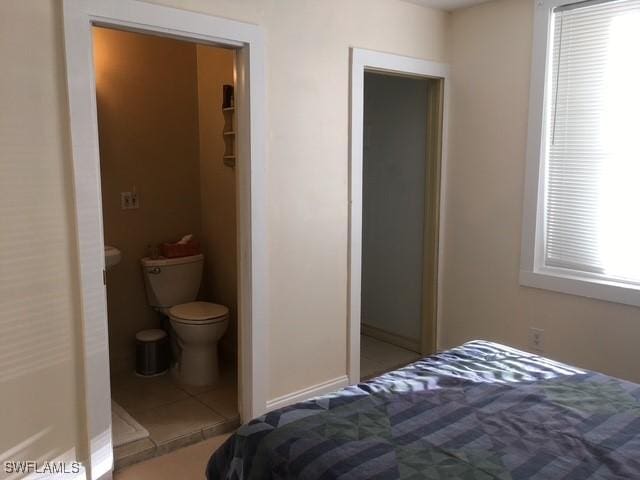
[519,268,640,308]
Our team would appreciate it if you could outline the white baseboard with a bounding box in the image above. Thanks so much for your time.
[265,375,349,412]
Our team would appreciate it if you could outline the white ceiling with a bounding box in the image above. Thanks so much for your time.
[402,0,492,11]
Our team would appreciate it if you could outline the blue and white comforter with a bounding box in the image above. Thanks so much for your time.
[208,341,640,479]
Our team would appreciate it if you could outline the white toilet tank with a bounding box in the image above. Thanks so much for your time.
[141,254,204,308]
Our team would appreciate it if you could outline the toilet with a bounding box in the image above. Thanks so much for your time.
[141,253,228,386]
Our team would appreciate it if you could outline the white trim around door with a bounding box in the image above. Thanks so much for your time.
[62,1,267,478]
[348,48,449,385]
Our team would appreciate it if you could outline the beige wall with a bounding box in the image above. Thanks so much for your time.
[196,46,238,363]
[1,0,449,468]
[0,0,87,470]
[444,0,640,383]
[94,27,203,374]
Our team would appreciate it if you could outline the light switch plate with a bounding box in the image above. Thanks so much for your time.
[120,192,139,210]
[121,192,131,210]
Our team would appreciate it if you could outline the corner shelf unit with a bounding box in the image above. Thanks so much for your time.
[222,93,236,168]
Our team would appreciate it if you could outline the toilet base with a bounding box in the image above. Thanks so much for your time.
[175,343,220,386]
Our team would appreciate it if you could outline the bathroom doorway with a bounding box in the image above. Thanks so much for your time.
[63,2,267,475]
[93,26,241,468]
[348,49,448,384]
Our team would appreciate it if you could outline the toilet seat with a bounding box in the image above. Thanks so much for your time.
[168,301,228,325]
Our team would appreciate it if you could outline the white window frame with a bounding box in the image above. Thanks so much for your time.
[520,0,640,308]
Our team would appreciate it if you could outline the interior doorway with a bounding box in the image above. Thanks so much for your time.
[62,1,266,477]
[360,72,430,379]
[348,49,448,384]
[93,25,240,468]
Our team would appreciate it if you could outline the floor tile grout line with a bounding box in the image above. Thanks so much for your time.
[115,389,237,423]
[191,394,239,422]
[123,395,192,417]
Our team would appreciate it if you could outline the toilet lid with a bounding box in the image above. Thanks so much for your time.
[169,301,228,322]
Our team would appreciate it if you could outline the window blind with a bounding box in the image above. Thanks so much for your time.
[545,0,640,283]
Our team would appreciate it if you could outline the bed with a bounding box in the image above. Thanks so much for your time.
[207,340,640,479]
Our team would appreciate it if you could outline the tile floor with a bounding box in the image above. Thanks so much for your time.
[112,337,419,475]
[360,334,421,380]
[114,433,231,480]
[111,369,239,470]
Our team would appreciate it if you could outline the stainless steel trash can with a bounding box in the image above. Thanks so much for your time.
[135,329,169,376]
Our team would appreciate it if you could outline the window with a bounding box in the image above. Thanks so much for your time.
[521,0,640,306]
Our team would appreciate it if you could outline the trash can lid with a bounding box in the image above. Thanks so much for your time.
[136,328,167,342]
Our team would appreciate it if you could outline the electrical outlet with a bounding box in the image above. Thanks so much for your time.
[529,327,544,352]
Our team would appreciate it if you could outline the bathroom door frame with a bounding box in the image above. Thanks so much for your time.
[347,48,449,384]
[62,1,267,478]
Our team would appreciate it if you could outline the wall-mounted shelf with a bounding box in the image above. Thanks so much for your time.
[222,84,236,168]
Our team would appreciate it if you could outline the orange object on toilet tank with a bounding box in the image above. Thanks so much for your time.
[160,240,201,258]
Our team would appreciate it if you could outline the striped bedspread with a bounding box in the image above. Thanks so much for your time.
[207,340,640,479]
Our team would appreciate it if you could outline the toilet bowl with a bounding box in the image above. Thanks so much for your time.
[168,301,228,386]
[140,254,230,386]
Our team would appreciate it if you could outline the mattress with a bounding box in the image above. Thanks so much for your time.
[207,340,640,479]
